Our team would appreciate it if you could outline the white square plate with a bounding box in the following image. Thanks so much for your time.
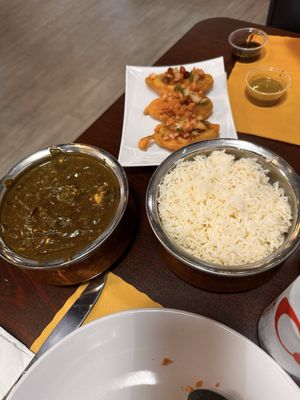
[118,57,237,167]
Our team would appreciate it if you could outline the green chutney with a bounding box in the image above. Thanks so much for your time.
[250,77,283,93]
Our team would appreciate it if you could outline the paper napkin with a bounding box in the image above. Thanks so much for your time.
[0,327,34,399]
[31,272,161,353]
[228,35,300,145]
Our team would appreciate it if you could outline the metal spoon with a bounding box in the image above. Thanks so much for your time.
[188,389,229,400]
[246,32,255,45]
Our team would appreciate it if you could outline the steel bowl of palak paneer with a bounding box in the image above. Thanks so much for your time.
[0,143,133,285]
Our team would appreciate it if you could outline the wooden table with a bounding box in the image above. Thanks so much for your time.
[1,18,299,350]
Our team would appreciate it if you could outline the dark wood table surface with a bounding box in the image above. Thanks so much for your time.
[1,18,299,350]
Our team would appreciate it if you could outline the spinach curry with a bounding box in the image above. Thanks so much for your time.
[0,149,120,262]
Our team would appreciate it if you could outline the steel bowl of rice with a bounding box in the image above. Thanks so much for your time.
[146,139,300,292]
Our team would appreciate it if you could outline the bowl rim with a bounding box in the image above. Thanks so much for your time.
[0,143,129,270]
[228,27,268,51]
[146,139,300,278]
[245,66,291,97]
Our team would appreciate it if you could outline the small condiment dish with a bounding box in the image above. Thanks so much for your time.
[228,27,268,62]
[246,66,291,105]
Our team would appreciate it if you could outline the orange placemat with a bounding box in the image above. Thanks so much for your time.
[227,35,300,145]
[30,272,161,353]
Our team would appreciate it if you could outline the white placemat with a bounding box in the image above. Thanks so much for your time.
[0,327,34,399]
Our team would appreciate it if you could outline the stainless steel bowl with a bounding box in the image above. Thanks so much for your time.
[146,139,300,292]
[0,143,134,285]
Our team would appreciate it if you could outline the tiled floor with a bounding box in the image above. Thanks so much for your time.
[0,0,269,176]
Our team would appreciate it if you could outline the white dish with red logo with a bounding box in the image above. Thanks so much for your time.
[258,276,300,381]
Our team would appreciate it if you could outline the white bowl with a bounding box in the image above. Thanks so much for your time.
[8,309,300,399]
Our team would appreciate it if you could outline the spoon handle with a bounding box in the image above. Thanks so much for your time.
[188,389,229,400]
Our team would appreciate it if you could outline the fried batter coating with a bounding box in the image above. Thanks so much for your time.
[138,116,220,152]
[139,65,219,152]
[138,135,154,151]
[144,90,213,124]
[145,66,214,96]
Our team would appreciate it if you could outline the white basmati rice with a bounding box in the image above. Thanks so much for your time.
[158,150,292,266]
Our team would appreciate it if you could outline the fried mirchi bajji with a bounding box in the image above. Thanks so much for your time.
[139,65,220,152]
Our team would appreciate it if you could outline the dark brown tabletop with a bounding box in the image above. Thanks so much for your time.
[0,18,299,350]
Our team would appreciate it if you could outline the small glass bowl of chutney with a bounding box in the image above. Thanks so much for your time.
[246,66,291,106]
[228,27,268,62]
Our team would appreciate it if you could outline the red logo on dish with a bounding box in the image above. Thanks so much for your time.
[274,297,300,365]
